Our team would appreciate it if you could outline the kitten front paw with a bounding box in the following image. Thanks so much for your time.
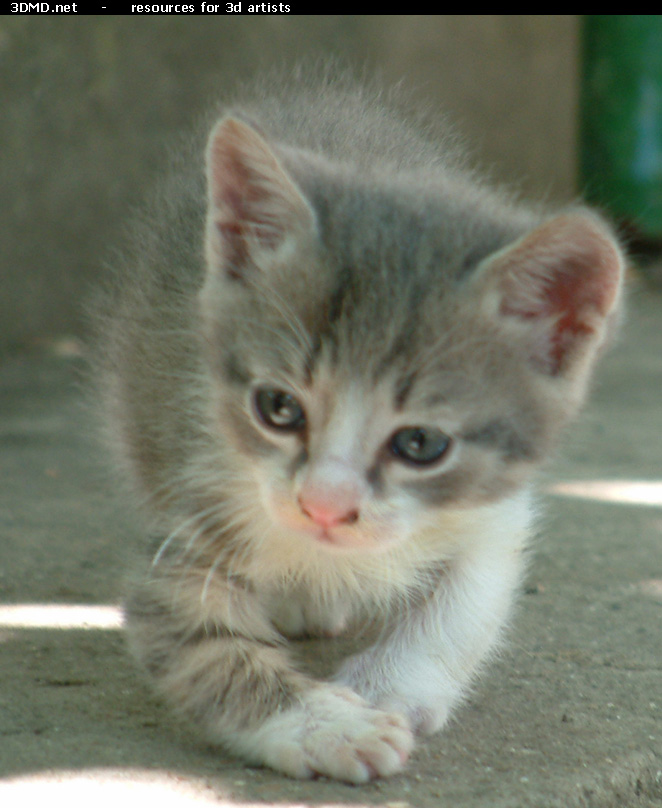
[374,695,450,736]
[334,653,458,736]
[248,686,413,783]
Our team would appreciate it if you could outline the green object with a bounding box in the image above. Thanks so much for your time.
[581,15,662,238]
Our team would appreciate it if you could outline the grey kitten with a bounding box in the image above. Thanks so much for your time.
[96,71,624,783]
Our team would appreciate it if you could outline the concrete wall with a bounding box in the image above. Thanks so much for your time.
[0,15,579,352]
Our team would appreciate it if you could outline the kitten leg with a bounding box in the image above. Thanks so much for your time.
[125,565,412,782]
[335,522,528,735]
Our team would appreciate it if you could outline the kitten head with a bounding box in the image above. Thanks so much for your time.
[199,116,624,554]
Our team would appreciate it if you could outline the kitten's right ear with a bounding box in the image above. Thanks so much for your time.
[473,211,624,380]
[205,117,315,280]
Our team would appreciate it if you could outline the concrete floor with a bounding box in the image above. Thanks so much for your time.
[0,281,661,807]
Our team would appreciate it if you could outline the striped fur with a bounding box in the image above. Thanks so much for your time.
[94,69,624,782]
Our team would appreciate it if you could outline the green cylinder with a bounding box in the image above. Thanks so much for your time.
[580,15,662,238]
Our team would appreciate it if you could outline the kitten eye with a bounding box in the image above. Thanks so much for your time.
[254,388,306,432]
[390,426,451,466]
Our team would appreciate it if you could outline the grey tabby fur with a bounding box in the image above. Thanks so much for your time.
[94,68,624,783]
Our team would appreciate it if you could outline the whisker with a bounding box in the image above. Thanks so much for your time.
[150,503,225,568]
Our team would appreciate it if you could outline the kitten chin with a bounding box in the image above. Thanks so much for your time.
[96,67,624,783]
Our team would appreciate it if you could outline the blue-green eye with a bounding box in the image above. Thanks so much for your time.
[390,426,451,466]
[254,388,306,432]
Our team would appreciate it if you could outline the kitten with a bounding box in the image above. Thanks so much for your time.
[95,71,624,783]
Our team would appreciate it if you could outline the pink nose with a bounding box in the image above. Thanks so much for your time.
[298,494,359,528]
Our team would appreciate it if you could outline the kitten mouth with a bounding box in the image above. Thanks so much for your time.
[295,521,356,549]
[315,528,337,545]
[309,525,380,553]
[266,498,378,550]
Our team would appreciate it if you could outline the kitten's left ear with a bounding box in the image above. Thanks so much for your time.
[476,211,625,377]
[205,116,315,279]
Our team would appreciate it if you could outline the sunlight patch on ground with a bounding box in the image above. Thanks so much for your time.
[0,603,123,630]
[0,770,225,808]
[638,578,662,601]
[0,769,367,808]
[547,479,662,507]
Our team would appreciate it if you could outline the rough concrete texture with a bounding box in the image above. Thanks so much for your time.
[0,282,661,806]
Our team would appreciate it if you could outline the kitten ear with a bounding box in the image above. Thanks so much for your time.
[476,212,624,377]
[205,117,315,279]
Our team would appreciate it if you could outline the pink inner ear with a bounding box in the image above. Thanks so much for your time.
[497,214,623,375]
[206,117,312,262]
[208,122,283,247]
